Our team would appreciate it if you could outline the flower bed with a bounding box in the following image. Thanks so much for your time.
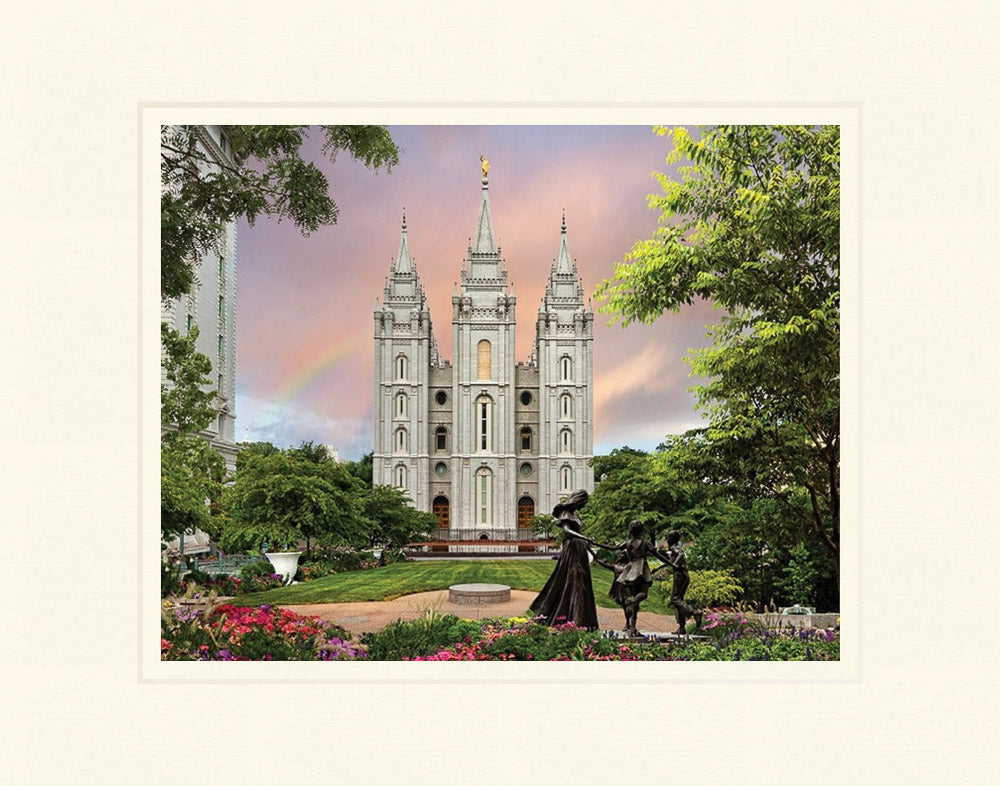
[376,614,839,662]
[161,601,365,661]
[180,573,286,596]
[160,606,839,662]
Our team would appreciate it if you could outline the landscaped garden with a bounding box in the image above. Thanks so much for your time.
[161,597,838,662]
[161,557,839,661]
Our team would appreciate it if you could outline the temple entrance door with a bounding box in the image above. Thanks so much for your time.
[517,496,535,529]
[432,496,449,530]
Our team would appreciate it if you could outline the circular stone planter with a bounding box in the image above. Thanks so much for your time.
[448,583,511,604]
[265,551,303,585]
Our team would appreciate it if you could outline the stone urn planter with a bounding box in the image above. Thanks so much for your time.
[265,551,302,585]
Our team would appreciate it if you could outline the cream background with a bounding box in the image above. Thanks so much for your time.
[2,1,998,783]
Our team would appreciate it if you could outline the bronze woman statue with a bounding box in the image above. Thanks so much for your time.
[529,489,600,630]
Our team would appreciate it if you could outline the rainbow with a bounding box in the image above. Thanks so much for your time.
[272,338,362,405]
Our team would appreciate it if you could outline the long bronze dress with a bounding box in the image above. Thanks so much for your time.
[529,517,600,631]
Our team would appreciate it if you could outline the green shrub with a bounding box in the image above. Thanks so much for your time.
[184,567,212,586]
[240,560,275,579]
[360,611,481,660]
[161,559,183,598]
[657,569,743,610]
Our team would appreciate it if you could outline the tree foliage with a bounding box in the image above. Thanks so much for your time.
[160,323,224,541]
[582,446,720,547]
[161,125,400,300]
[596,125,840,579]
[219,443,434,557]
[358,484,437,556]
[220,448,365,554]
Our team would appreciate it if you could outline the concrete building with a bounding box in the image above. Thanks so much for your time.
[160,124,239,474]
[373,173,594,540]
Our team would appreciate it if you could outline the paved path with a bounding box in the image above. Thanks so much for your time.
[281,589,682,638]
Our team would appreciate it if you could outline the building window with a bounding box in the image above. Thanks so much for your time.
[477,339,492,380]
[218,254,224,279]
[395,393,408,419]
[560,393,573,419]
[560,465,573,492]
[519,462,533,477]
[218,294,224,316]
[520,390,532,406]
[434,462,448,477]
[217,374,223,392]
[435,426,447,451]
[560,428,573,454]
[476,396,493,452]
[395,465,407,490]
[520,427,532,452]
[186,314,193,332]
[218,334,224,359]
[395,428,407,452]
[435,390,447,405]
[560,355,573,382]
[396,354,408,381]
[476,468,492,526]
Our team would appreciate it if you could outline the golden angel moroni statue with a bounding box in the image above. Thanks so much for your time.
[480,155,489,178]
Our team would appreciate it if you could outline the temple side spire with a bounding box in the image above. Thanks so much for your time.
[393,210,412,273]
[555,210,574,274]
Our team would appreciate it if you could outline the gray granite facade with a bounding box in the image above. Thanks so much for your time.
[374,176,594,536]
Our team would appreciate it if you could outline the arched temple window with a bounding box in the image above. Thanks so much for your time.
[476,395,493,452]
[476,468,492,526]
[560,355,573,382]
[560,465,573,493]
[477,339,492,380]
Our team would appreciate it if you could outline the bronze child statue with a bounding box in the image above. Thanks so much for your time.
[653,530,703,635]
[591,520,655,637]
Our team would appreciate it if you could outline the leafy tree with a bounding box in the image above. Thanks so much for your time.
[160,323,223,542]
[220,451,365,554]
[582,446,717,548]
[358,485,437,559]
[287,440,330,464]
[596,125,840,591]
[235,440,280,468]
[161,125,400,300]
[345,452,374,485]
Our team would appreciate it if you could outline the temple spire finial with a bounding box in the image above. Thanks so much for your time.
[555,210,573,275]
[393,209,412,273]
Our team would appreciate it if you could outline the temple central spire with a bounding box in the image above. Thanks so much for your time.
[472,164,497,255]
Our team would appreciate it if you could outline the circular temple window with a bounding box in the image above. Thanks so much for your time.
[435,390,447,405]
[435,462,448,477]
[519,462,533,477]
[520,390,532,406]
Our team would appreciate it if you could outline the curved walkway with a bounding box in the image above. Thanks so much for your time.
[281,589,682,637]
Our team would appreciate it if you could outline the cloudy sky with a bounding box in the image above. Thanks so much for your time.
[235,125,717,460]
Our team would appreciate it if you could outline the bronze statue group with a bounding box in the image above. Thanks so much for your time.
[529,489,703,637]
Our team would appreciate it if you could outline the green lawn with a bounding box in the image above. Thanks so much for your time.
[235,559,674,615]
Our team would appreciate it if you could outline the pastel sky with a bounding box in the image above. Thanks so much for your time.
[235,125,717,460]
